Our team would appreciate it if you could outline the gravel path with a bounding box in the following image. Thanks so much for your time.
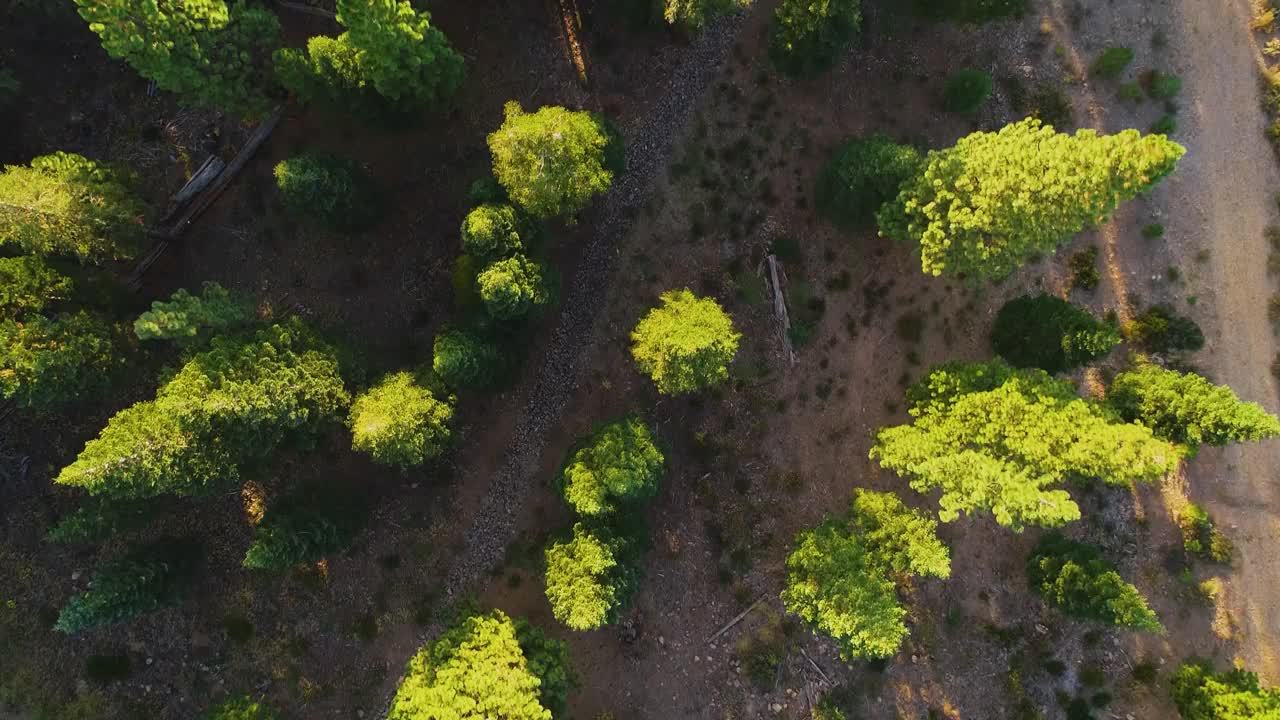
[443,14,749,595]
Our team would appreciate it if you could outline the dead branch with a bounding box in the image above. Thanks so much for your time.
[705,597,765,643]
[766,254,797,367]
[274,0,336,18]
[799,647,832,685]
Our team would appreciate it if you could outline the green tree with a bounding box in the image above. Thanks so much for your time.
[56,320,350,499]
[0,311,121,408]
[1124,304,1204,354]
[460,203,525,262]
[74,0,279,117]
[991,294,1121,374]
[557,417,665,517]
[630,289,741,395]
[487,102,615,218]
[0,151,145,261]
[1026,533,1163,632]
[769,0,862,76]
[275,35,372,112]
[204,695,277,720]
[0,256,75,317]
[871,361,1181,530]
[877,118,1185,279]
[477,255,551,321]
[47,497,155,545]
[432,330,502,389]
[943,68,993,114]
[544,524,640,631]
[54,540,199,634]
[816,135,922,229]
[663,0,749,29]
[1171,660,1280,720]
[388,610,574,720]
[782,490,949,660]
[334,0,464,108]
[273,153,377,230]
[1109,364,1280,449]
[134,282,255,344]
[349,371,453,467]
[242,507,344,571]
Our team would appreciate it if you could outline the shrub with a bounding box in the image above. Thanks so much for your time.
[1108,364,1280,449]
[1027,533,1162,632]
[273,153,377,230]
[0,151,145,261]
[1170,659,1280,719]
[558,417,665,517]
[460,203,525,262]
[816,136,922,229]
[878,119,1184,279]
[47,497,155,544]
[943,69,994,114]
[1145,70,1182,99]
[1152,114,1177,135]
[477,255,551,321]
[432,330,502,389]
[1177,503,1234,563]
[662,0,748,29]
[242,507,345,571]
[1091,47,1135,78]
[769,0,862,76]
[1142,223,1166,238]
[630,289,741,395]
[349,371,454,467]
[54,539,200,634]
[1123,304,1204,354]
[388,610,574,719]
[991,294,1121,374]
[544,524,641,631]
[1069,245,1100,290]
[204,694,277,720]
[134,282,255,345]
[487,102,615,218]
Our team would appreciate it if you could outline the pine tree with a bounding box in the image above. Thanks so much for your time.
[630,289,740,395]
[663,0,749,30]
[1171,660,1280,720]
[769,0,862,76]
[134,282,255,345]
[0,256,75,317]
[0,311,121,408]
[349,371,454,467]
[816,135,922,229]
[487,102,616,218]
[557,417,664,517]
[871,361,1181,530]
[544,524,640,631]
[878,118,1185,279]
[477,255,551,320]
[848,489,951,578]
[992,294,1121,374]
[47,497,155,545]
[55,320,350,499]
[242,507,344,571]
[1026,533,1163,632]
[388,610,573,720]
[334,0,464,107]
[460,203,526,262]
[54,540,199,634]
[432,330,503,390]
[1109,364,1280,449]
[74,0,280,117]
[0,151,145,262]
[273,153,378,230]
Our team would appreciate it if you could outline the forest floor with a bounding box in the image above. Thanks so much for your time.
[3,0,1280,719]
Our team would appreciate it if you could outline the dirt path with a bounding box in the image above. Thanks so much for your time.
[1170,0,1280,680]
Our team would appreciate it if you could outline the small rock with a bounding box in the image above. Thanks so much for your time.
[658,636,665,645]
[771,703,782,713]
[358,711,365,719]
[146,657,154,666]
[71,570,81,581]
[1035,623,1048,635]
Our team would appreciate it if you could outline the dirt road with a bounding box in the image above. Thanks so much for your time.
[1171,0,1280,680]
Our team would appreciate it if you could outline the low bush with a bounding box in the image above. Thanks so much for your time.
[816,136,922,229]
[1091,47,1134,78]
[1069,245,1100,290]
[432,329,503,390]
[1177,504,1234,563]
[1123,304,1204,354]
[1151,114,1177,135]
[1144,70,1182,99]
[943,69,994,114]
[204,694,277,720]
[1026,533,1162,632]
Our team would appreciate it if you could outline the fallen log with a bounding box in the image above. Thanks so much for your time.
[765,254,797,367]
[167,155,225,215]
[275,0,336,18]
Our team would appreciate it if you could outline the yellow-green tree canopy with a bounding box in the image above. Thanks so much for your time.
[477,255,550,321]
[487,102,615,218]
[877,118,1185,279]
[0,311,121,408]
[630,289,741,395]
[663,0,749,29]
[1109,364,1280,450]
[871,361,1181,530]
[558,417,664,517]
[544,524,639,631]
[0,152,145,262]
[349,371,453,467]
[134,282,255,345]
[1171,660,1280,720]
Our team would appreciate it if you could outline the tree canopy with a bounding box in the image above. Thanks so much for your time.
[349,371,454,467]
[630,289,741,395]
[877,118,1185,279]
[0,311,121,408]
[544,524,640,631]
[487,102,615,218]
[1171,660,1280,720]
[769,0,862,76]
[134,282,255,345]
[663,0,748,30]
[460,203,526,262]
[477,255,551,320]
[1109,364,1280,450]
[273,153,378,230]
[816,135,922,229]
[0,151,145,262]
[991,293,1121,374]
[432,330,502,390]
[558,417,664,517]
[871,361,1181,530]
[74,0,279,117]
[54,540,199,634]
[1026,533,1162,632]
[334,0,464,108]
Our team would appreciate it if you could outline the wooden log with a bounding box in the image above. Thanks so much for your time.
[799,647,832,685]
[275,0,336,18]
[169,155,225,213]
[766,254,797,367]
[705,597,765,643]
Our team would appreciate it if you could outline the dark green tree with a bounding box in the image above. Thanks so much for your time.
[54,540,199,634]
[242,507,344,571]
[273,153,377,230]
[991,294,1121,374]
[544,524,641,631]
[74,0,280,117]
[1027,533,1162,632]
[816,135,922,229]
[432,330,502,390]
[1124,304,1205,354]
[769,0,862,76]
[557,417,665,517]
[630,289,741,395]
[47,497,155,545]
[134,282,255,345]
[487,102,616,218]
[1171,660,1280,720]
[0,151,145,261]
[349,371,454,467]
[1109,364,1280,449]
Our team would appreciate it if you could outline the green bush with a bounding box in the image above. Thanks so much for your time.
[557,417,665,517]
[460,203,525,262]
[1145,70,1182,99]
[204,694,277,720]
[544,524,641,631]
[477,255,551,321]
[631,289,740,395]
[1069,245,1100,290]
[769,0,862,76]
[242,506,345,571]
[1026,533,1162,632]
[1152,114,1177,135]
[662,0,747,29]
[487,102,615,218]
[1109,364,1280,449]
[1091,47,1135,78]
[816,136,922,229]
[349,371,454,467]
[1123,304,1204,354]
[432,329,503,390]
[943,69,994,114]
[991,294,1121,374]
[47,497,155,544]
[54,539,200,634]
[134,282,255,345]
[273,152,377,230]
[1170,660,1280,719]
[1177,503,1234,563]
